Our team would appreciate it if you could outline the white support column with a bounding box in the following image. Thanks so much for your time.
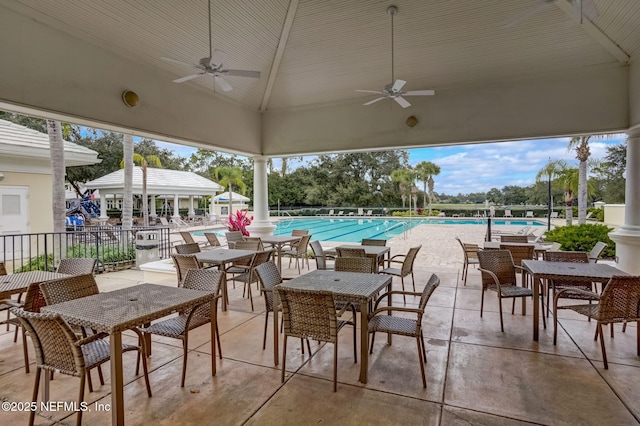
[188,195,195,217]
[609,128,640,273]
[246,156,276,236]
[149,195,157,218]
[172,194,180,219]
[99,193,109,225]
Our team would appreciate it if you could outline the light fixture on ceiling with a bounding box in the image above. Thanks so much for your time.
[122,90,139,108]
[406,116,418,127]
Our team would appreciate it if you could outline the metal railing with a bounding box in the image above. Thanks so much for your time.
[0,226,171,273]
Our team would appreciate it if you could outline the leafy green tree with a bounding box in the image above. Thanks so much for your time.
[502,185,527,205]
[485,188,503,204]
[391,169,415,209]
[535,159,567,211]
[415,161,441,214]
[558,167,579,225]
[592,142,626,203]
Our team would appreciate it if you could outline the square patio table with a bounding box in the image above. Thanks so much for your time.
[195,249,256,311]
[43,283,217,426]
[521,260,628,341]
[482,241,551,258]
[0,271,70,299]
[335,245,391,273]
[275,270,392,383]
[260,235,301,271]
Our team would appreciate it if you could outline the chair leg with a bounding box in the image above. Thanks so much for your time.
[247,283,254,311]
[216,324,222,359]
[511,298,516,315]
[351,306,357,363]
[421,330,427,363]
[369,331,376,354]
[263,311,269,350]
[333,341,338,392]
[180,334,189,388]
[400,277,406,304]
[281,335,288,383]
[22,328,30,374]
[480,288,485,318]
[411,272,416,292]
[553,297,559,345]
[87,368,94,392]
[462,263,468,285]
[417,335,426,388]
[306,339,312,356]
[97,365,105,385]
[76,372,86,426]
[29,368,41,426]
[498,296,505,332]
[598,322,608,369]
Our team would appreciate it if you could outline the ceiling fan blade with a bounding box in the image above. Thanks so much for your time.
[356,89,384,94]
[224,69,261,78]
[393,96,411,108]
[214,75,233,92]
[161,57,198,68]
[392,79,407,92]
[210,49,227,67]
[363,97,386,106]
[173,73,205,83]
[403,90,435,96]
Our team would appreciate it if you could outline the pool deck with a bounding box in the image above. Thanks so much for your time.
[3,220,635,425]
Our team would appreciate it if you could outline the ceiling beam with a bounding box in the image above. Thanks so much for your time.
[555,0,630,64]
[259,0,299,112]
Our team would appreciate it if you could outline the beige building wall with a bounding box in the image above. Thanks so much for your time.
[1,170,53,233]
[604,204,625,226]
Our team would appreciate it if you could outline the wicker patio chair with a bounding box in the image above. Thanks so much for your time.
[228,250,272,311]
[455,237,479,286]
[477,250,544,332]
[499,243,535,278]
[0,261,14,332]
[137,269,223,387]
[171,254,202,287]
[11,308,150,426]
[204,232,223,247]
[336,247,366,258]
[276,286,357,392]
[500,235,529,243]
[244,237,265,251]
[282,229,310,251]
[588,241,608,263]
[368,274,440,388]
[543,250,593,317]
[225,231,245,249]
[334,257,373,273]
[255,261,287,349]
[56,258,97,276]
[553,276,640,369]
[361,238,387,246]
[282,234,312,273]
[174,242,201,254]
[225,241,261,284]
[380,246,422,303]
[1,281,48,373]
[310,240,334,270]
[179,231,207,248]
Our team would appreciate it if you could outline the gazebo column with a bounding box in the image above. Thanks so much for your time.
[609,127,640,273]
[188,195,195,217]
[172,194,180,219]
[99,192,109,225]
[246,156,275,236]
[149,195,157,218]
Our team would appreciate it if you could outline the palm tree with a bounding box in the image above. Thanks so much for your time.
[535,159,567,212]
[47,120,66,233]
[558,167,579,226]
[122,134,134,230]
[415,161,441,215]
[120,152,162,227]
[212,166,246,216]
[568,135,614,224]
[390,169,414,209]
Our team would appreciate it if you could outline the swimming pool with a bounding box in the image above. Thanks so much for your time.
[194,217,543,243]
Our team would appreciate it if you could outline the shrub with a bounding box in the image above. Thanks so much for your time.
[587,207,604,222]
[544,224,615,258]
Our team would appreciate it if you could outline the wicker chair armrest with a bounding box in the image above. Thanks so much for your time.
[373,290,421,310]
[554,287,600,302]
[477,267,502,290]
[0,299,24,308]
[369,306,421,318]
[336,301,356,317]
[514,265,527,274]
[74,333,105,347]
[183,295,221,330]
[388,254,407,262]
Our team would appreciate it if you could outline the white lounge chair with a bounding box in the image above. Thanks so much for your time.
[327,209,335,216]
[525,211,534,219]
[550,211,559,219]
[337,211,344,216]
[365,210,373,216]
[357,208,364,216]
[504,209,513,218]
[438,212,446,217]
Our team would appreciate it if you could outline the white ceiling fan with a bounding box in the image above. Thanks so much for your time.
[161,0,260,92]
[504,0,598,28]
[356,6,434,109]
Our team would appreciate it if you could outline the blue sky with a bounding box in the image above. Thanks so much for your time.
[156,135,626,195]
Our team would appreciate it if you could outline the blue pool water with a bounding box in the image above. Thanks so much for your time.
[193,217,542,243]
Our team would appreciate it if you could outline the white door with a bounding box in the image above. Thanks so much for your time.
[0,186,29,260]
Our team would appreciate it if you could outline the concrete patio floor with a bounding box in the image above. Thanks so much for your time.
[1,222,639,425]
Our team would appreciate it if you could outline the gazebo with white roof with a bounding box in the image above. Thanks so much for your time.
[212,191,250,217]
[85,167,223,221]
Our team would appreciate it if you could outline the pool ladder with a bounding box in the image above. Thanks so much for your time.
[385,221,409,239]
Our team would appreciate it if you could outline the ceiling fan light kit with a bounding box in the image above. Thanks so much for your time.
[356,5,434,109]
[161,0,260,92]
[122,90,139,108]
